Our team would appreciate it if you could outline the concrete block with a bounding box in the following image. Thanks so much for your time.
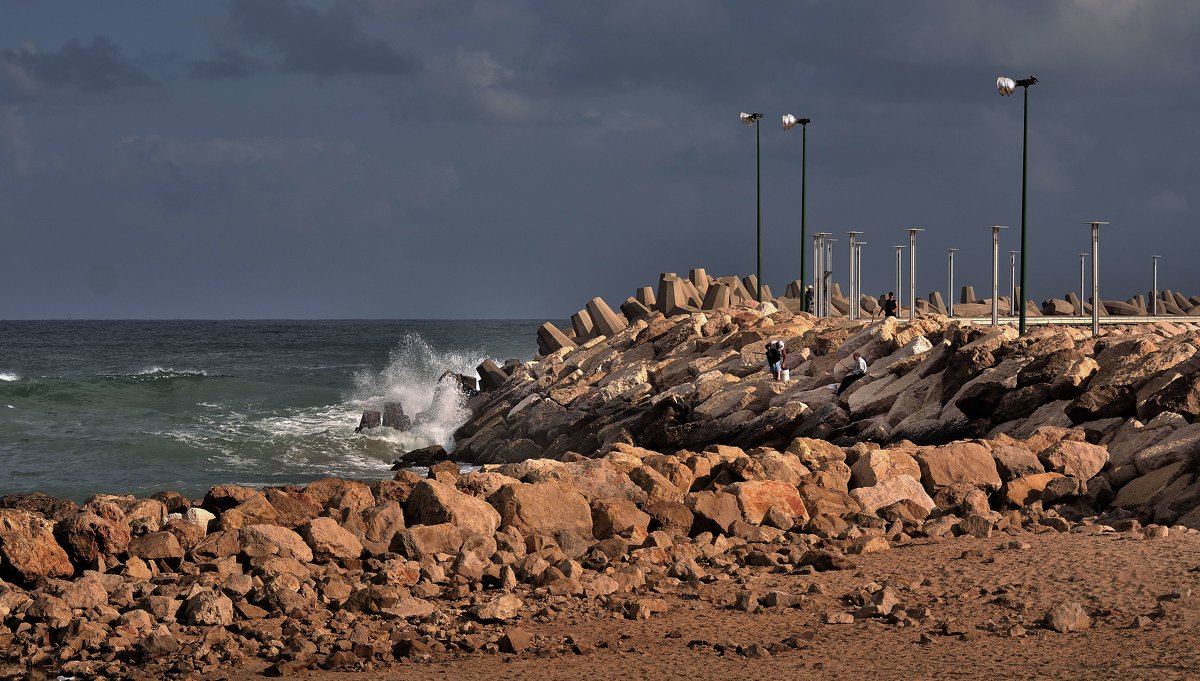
[961,286,977,304]
[784,280,804,299]
[689,268,710,297]
[680,279,704,307]
[571,309,595,341]
[657,274,691,316]
[760,284,774,301]
[1103,300,1141,316]
[620,297,653,321]
[702,282,732,310]
[831,282,844,299]
[635,286,656,308]
[928,291,948,315]
[536,322,576,355]
[586,296,629,337]
[1173,291,1190,309]
[1041,299,1073,315]
[1026,300,1041,317]
[477,360,508,392]
[1065,292,1082,312]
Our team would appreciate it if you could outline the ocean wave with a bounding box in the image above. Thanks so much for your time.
[134,367,209,378]
[0,373,19,382]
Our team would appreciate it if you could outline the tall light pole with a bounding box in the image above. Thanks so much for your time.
[1087,221,1108,336]
[826,238,837,316]
[893,245,905,317]
[847,231,862,320]
[1078,253,1088,316]
[1152,255,1162,316]
[740,112,765,302]
[997,74,1038,335]
[1009,251,1019,316]
[990,225,1007,326]
[907,228,924,321]
[782,115,811,296]
[859,240,868,318]
[813,233,827,316]
[947,248,958,317]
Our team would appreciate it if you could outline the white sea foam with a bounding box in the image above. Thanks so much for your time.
[135,367,208,377]
[350,332,489,453]
[0,372,19,382]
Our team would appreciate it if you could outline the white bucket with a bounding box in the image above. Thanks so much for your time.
[781,369,791,381]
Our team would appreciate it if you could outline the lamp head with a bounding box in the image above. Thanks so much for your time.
[996,76,1016,96]
[781,114,811,130]
[740,112,764,125]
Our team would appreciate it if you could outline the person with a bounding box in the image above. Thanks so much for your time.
[883,292,898,318]
[803,286,814,314]
[836,352,868,395]
[765,340,787,380]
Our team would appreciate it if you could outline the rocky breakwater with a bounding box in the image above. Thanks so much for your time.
[457,303,1200,529]
[2,429,1195,678]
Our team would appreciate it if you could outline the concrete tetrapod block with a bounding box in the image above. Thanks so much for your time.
[585,296,629,337]
[657,276,690,316]
[1026,300,1041,317]
[784,280,804,299]
[1042,299,1074,316]
[1173,291,1190,309]
[929,291,948,315]
[702,282,731,311]
[570,309,595,341]
[620,297,653,321]
[477,359,508,392]
[689,268,710,297]
[635,286,656,308]
[1189,295,1200,307]
[1065,292,1082,312]
[961,286,977,304]
[760,284,774,301]
[831,282,844,299]
[1133,295,1146,314]
[1160,300,1186,316]
[656,273,680,313]
[680,279,704,307]
[536,322,576,355]
[1103,300,1142,316]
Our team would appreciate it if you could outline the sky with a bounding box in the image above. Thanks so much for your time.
[1,0,1198,319]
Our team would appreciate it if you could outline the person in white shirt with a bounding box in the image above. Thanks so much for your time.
[836,352,868,395]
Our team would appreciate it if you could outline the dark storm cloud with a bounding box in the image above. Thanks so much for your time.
[188,48,264,80]
[0,36,151,102]
[219,0,418,77]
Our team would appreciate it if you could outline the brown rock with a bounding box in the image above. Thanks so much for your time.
[1039,440,1107,481]
[987,443,1046,482]
[358,502,406,554]
[389,523,463,560]
[628,465,685,504]
[849,475,934,515]
[1045,602,1090,633]
[1001,473,1065,507]
[407,480,501,536]
[685,491,741,535]
[182,590,234,627]
[590,499,651,539]
[0,508,73,583]
[850,450,922,488]
[727,480,809,524]
[499,628,534,653]
[487,482,593,538]
[0,492,79,523]
[915,442,1002,494]
[644,501,694,535]
[127,531,184,562]
[299,517,364,562]
[239,524,314,563]
[59,503,131,565]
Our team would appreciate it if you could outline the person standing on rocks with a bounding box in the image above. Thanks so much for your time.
[883,292,898,318]
[836,352,867,395]
[765,340,787,381]
[804,285,814,313]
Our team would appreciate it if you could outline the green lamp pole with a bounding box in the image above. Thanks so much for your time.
[997,74,1038,334]
[782,114,811,301]
[741,112,765,302]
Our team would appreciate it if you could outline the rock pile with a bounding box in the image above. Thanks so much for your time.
[1,429,1188,677]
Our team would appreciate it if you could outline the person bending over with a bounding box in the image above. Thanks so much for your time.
[836,352,868,395]
[765,340,787,380]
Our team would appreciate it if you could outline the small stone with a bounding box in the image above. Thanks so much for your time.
[1045,602,1090,633]
[499,628,534,654]
[822,611,855,625]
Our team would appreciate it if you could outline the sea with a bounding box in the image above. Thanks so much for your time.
[0,320,543,502]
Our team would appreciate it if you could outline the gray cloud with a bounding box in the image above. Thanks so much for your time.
[0,36,152,102]
[188,48,264,80]
[218,0,418,77]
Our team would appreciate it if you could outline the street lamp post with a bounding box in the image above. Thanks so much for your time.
[1009,251,1019,316]
[893,245,905,317]
[740,112,765,302]
[813,233,827,316]
[997,74,1038,334]
[847,231,862,320]
[989,225,1007,326]
[782,115,811,296]
[1152,255,1162,316]
[826,238,837,316]
[1087,221,1108,336]
[947,248,958,317]
[856,241,867,318]
[907,228,924,321]
[1078,253,1088,316]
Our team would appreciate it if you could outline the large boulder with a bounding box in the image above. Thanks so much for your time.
[848,475,935,515]
[299,517,364,562]
[487,483,593,538]
[850,450,921,488]
[590,499,651,540]
[0,508,74,583]
[1000,473,1064,507]
[1039,440,1107,481]
[406,480,501,537]
[238,524,314,563]
[915,442,1002,494]
[127,531,184,563]
[685,491,741,535]
[389,523,463,561]
[726,480,809,525]
[58,503,131,566]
